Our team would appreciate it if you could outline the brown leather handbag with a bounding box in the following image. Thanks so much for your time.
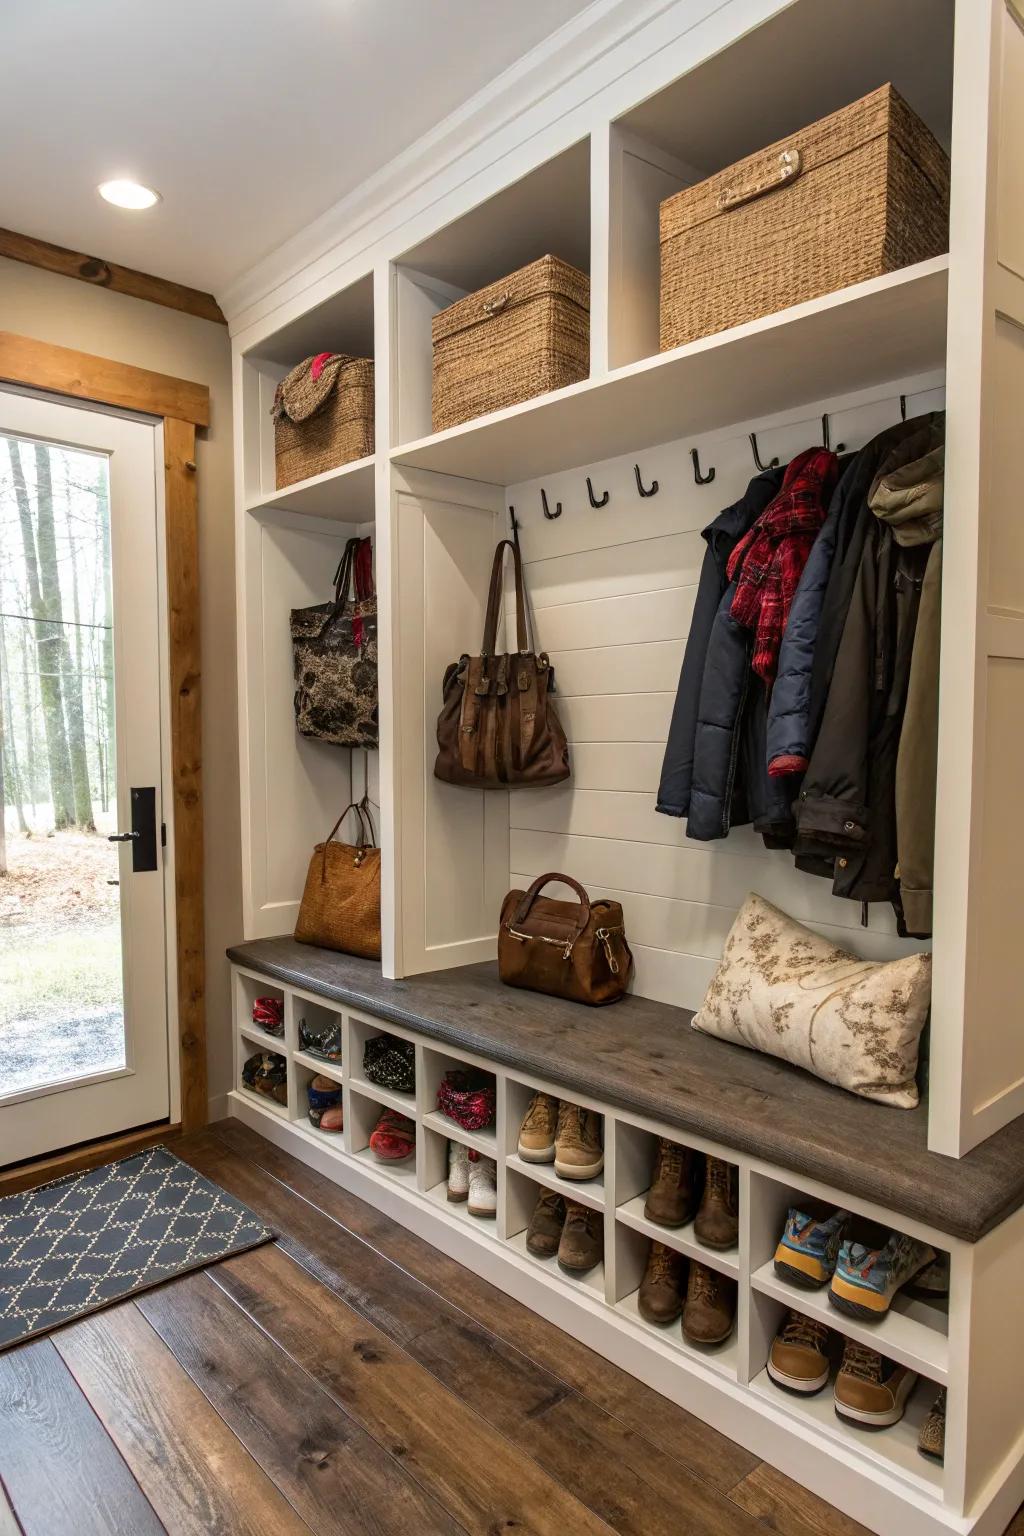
[294,799,381,959]
[498,874,633,1005]
[434,539,570,788]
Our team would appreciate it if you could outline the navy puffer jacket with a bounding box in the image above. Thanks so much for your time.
[657,468,791,842]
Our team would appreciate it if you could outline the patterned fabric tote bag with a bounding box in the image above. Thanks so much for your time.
[290,536,378,747]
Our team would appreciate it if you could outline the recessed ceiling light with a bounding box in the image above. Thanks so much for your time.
[97,179,161,210]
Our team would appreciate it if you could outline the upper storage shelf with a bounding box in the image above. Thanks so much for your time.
[241,272,375,521]
[392,139,591,446]
[391,254,948,486]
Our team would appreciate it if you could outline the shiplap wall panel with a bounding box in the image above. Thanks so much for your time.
[507,379,944,1009]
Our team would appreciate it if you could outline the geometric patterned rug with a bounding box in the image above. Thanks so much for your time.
[0,1145,273,1351]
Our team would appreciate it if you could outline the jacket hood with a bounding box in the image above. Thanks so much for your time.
[868,421,945,547]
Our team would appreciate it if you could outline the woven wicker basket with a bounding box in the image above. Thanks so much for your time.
[659,84,950,353]
[432,255,589,433]
[273,354,374,488]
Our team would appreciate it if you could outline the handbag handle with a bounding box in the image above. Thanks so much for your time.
[315,537,362,638]
[716,147,802,211]
[512,872,592,935]
[320,798,376,881]
[480,539,529,657]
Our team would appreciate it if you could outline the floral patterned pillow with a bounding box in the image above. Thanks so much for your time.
[692,894,931,1108]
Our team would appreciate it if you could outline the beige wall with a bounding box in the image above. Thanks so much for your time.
[0,255,241,1111]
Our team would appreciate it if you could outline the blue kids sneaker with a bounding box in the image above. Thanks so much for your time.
[829,1232,936,1320]
[774,1207,851,1289]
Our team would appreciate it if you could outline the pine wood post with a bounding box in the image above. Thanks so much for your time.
[165,418,206,1132]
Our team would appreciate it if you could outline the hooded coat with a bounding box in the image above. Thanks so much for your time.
[794,420,945,924]
[656,467,784,834]
[766,413,944,781]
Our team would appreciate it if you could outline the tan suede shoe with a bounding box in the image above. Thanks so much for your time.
[834,1341,917,1427]
[638,1241,686,1325]
[554,1102,604,1180]
[558,1200,603,1272]
[526,1188,565,1256]
[518,1092,559,1163]
[767,1310,831,1395]
[682,1261,736,1345]
[918,1390,946,1462]
[644,1139,698,1228]
[694,1157,739,1249]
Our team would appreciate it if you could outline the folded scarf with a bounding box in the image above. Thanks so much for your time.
[727,447,839,686]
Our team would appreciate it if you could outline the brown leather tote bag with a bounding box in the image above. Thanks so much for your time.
[434,539,570,788]
[294,799,381,959]
[498,873,633,1005]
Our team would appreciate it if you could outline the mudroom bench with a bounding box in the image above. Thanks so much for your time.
[227,937,1024,1536]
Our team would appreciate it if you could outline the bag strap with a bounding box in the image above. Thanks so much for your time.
[315,537,362,637]
[481,539,529,657]
[512,872,592,935]
[320,799,375,881]
[353,537,374,602]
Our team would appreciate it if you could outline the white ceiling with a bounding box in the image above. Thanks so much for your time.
[1,0,594,299]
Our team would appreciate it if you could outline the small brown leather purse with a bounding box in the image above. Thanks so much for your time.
[434,538,570,788]
[294,799,381,959]
[498,874,633,1006]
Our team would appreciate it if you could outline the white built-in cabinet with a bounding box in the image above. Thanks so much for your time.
[227,4,1024,1531]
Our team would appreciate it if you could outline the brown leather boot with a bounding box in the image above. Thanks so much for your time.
[644,1138,698,1228]
[694,1157,739,1249]
[638,1242,686,1325]
[526,1188,565,1256]
[558,1200,603,1272]
[682,1261,736,1345]
[554,1102,604,1180]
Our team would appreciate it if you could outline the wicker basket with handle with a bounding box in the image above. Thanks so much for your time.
[659,83,950,353]
[294,799,381,960]
[272,352,374,488]
[431,254,589,433]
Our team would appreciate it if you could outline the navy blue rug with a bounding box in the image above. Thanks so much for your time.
[0,1145,272,1350]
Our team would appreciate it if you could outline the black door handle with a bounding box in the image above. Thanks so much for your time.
[108,831,139,842]
[108,790,158,871]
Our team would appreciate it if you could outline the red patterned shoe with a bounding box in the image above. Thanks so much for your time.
[368,1108,415,1162]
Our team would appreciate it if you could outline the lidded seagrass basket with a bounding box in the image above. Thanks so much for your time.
[272,352,374,488]
[659,83,950,353]
[431,254,589,433]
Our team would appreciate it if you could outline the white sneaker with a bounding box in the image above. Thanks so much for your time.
[447,1140,469,1202]
[468,1154,497,1218]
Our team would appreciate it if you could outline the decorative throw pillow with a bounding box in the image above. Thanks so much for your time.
[692,894,931,1108]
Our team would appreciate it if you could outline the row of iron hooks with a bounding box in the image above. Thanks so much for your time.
[519,396,910,524]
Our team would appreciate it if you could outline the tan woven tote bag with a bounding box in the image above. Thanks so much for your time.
[294,800,381,960]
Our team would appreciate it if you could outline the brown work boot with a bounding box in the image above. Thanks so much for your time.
[638,1241,686,1325]
[526,1188,565,1256]
[554,1102,604,1180]
[518,1092,558,1163]
[682,1261,736,1345]
[644,1138,699,1228]
[558,1200,603,1272]
[694,1157,739,1249]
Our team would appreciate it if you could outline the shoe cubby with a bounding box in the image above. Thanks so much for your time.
[747,1172,949,1388]
[391,137,591,449]
[610,1222,740,1381]
[289,1053,345,1143]
[240,271,375,520]
[612,1120,739,1277]
[234,970,288,1054]
[608,0,954,367]
[420,1123,500,1236]
[748,1289,945,1498]
[292,996,344,1076]
[346,1014,417,1116]
[505,1164,606,1300]
[419,1045,499,1158]
[503,1076,605,1209]
[346,1083,418,1193]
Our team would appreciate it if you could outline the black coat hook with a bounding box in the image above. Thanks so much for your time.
[509,505,520,539]
[634,463,659,498]
[541,488,561,520]
[899,394,907,421]
[690,448,716,486]
[586,475,610,508]
[822,413,845,454]
[749,432,779,473]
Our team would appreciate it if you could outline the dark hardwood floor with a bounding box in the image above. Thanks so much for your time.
[0,1118,1002,1536]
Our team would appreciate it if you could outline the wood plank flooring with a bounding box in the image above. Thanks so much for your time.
[0,1118,930,1535]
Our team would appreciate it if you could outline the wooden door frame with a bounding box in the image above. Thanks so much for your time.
[0,329,209,1144]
